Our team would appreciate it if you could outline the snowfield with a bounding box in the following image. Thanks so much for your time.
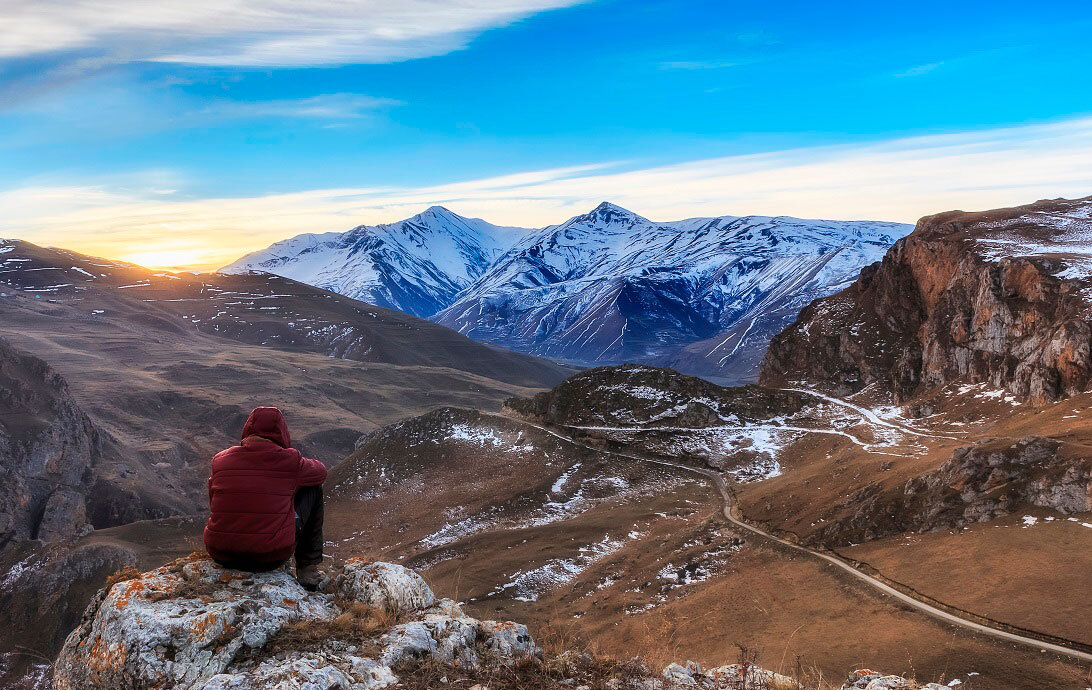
[977,201,1092,279]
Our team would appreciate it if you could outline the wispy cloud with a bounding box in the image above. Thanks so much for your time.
[0,1,588,68]
[894,61,945,78]
[205,94,403,121]
[3,117,1092,269]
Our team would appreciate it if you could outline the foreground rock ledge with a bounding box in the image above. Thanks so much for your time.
[53,556,536,690]
[52,555,955,690]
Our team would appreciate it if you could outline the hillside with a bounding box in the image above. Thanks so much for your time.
[0,239,569,545]
[316,365,1090,687]
[0,239,571,387]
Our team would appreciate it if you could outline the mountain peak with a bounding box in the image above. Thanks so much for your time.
[579,201,646,225]
[411,205,462,223]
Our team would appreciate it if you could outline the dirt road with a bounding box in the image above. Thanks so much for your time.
[490,412,1092,665]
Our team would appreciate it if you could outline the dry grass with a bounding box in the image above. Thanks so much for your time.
[103,565,142,590]
[396,651,655,690]
[257,601,404,659]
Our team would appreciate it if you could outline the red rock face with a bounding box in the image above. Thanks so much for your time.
[760,196,1092,405]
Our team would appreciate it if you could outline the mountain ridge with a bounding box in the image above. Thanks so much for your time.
[436,204,910,382]
[223,202,911,383]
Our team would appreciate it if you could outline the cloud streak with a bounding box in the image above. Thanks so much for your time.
[894,61,945,78]
[1,1,587,67]
[204,93,404,121]
[3,117,1092,269]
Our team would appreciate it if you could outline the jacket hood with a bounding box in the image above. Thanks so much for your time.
[241,407,291,448]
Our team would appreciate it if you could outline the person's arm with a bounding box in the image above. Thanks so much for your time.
[296,453,327,487]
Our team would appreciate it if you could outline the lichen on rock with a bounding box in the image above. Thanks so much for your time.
[53,555,538,690]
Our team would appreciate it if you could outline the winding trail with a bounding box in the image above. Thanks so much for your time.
[488,412,1092,665]
[784,387,959,440]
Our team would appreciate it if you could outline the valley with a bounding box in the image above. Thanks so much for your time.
[1,196,1091,689]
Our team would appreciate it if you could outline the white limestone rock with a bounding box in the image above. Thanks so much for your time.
[53,556,537,690]
[334,559,436,612]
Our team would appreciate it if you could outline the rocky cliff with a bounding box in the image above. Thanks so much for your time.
[813,436,1092,545]
[761,196,1092,404]
[0,336,100,545]
[0,336,177,548]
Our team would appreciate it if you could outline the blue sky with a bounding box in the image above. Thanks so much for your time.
[2,0,1092,268]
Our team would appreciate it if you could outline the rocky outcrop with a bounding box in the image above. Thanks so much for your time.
[814,436,1091,545]
[0,336,176,548]
[507,364,809,428]
[761,196,1092,405]
[53,556,538,690]
[0,337,99,544]
[52,555,987,690]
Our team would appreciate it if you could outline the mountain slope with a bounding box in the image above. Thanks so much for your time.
[221,206,528,317]
[0,238,571,388]
[434,202,910,382]
[760,195,1092,403]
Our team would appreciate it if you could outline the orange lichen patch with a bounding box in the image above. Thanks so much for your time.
[189,612,221,639]
[104,565,142,591]
[113,578,148,610]
[282,598,299,607]
[86,636,128,673]
[212,622,239,653]
[161,551,215,575]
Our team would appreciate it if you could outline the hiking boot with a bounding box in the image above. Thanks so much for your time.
[296,564,325,591]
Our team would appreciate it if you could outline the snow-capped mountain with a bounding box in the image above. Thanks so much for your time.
[222,202,910,382]
[221,206,528,317]
[433,202,911,382]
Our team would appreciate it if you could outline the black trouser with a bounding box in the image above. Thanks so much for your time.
[293,484,324,568]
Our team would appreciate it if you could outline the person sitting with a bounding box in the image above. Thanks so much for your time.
[203,406,327,589]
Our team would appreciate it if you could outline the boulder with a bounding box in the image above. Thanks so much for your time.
[333,559,435,612]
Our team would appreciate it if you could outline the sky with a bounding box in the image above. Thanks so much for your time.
[2,0,1092,270]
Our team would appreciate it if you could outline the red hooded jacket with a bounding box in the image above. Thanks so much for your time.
[203,407,327,564]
